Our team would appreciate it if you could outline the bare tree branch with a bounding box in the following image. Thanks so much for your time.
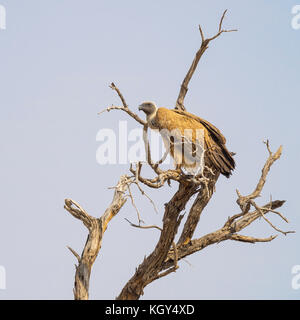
[133,165,159,214]
[64,175,131,300]
[175,9,237,111]
[162,200,287,271]
[250,200,294,236]
[230,234,277,243]
[236,142,283,213]
[67,246,80,262]
[125,218,163,232]
[98,82,146,126]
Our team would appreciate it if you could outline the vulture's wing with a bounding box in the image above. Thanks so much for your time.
[172,109,235,177]
[154,108,235,177]
[173,109,226,145]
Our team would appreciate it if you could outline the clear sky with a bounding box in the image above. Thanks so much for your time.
[0,0,299,299]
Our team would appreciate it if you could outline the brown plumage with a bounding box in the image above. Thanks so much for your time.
[138,102,235,178]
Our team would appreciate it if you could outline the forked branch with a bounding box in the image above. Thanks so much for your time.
[98,82,146,126]
[175,9,237,111]
[64,175,131,300]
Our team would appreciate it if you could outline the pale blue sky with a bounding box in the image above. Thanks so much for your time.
[0,0,299,299]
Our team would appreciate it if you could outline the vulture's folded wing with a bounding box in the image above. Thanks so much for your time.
[173,109,226,145]
[172,109,235,177]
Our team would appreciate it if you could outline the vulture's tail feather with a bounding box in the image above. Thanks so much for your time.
[207,144,235,178]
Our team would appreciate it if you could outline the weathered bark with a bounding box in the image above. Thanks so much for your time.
[116,182,198,300]
[178,170,220,244]
[64,175,130,300]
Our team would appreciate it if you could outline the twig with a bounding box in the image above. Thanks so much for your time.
[250,200,294,236]
[127,184,144,225]
[67,246,81,262]
[125,218,162,232]
[98,83,146,126]
[133,164,159,214]
[110,82,128,108]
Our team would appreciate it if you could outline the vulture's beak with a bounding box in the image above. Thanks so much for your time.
[138,105,144,111]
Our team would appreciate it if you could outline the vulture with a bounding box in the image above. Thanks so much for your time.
[138,101,235,178]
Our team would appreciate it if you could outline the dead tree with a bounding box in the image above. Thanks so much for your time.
[64,10,293,300]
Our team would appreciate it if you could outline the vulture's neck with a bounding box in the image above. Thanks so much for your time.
[146,110,158,129]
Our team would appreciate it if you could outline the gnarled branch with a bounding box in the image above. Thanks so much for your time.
[162,199,287,270]
[64,175,130,300]
[116,182,198,300]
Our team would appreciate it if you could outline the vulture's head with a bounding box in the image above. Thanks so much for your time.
[138,101,157,117]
